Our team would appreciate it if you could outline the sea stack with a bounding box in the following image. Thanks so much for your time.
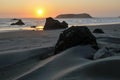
[11,19,25,25]
[44,17,68,30]
[93,28,104,33]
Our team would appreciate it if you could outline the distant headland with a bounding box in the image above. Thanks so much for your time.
[56,13,92,18]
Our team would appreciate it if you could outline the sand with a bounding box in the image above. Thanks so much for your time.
[0,23,120,80]
[0,29,63,52]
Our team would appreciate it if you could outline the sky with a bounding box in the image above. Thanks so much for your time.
[0,0,120,18]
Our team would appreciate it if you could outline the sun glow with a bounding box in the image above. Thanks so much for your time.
[37,9,44,17]
[38,10,43,15]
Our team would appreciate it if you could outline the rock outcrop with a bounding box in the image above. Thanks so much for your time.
[11,20,25,25]
[54,26,98,54]
[56,13,92,18]
[93,28,104,33]
[11,18,20,20]
[44,17,68,30]
[94,47,120,59]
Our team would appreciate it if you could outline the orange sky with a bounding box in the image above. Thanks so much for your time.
[0,0,120,18]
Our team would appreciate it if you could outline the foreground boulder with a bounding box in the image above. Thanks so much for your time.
[44,17,68,30]
[11,20,25,25]
[93,28,104,33]
[54,26,98,54]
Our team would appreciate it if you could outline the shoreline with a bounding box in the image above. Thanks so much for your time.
[0,23,119,32]
[0,21,120,33]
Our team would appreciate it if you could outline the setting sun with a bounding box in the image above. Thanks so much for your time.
[38,10,43,15]
[37,9,44,17]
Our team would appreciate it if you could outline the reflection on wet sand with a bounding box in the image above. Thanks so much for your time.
[24,26,44,31]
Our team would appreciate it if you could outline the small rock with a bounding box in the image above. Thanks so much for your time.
[93,28,104,33]
[31,26,36,28]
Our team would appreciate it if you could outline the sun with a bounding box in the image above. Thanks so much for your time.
[37,9,43,16]
[35,8,45,18]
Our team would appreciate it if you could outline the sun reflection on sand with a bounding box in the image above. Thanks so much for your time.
[35,26,44,30]
[23,26,44,31]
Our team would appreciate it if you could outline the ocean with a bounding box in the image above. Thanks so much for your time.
[0,18,120,32]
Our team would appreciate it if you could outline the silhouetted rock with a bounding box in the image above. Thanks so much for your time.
[44,17,68,30]
[61,21,68,28]
[11,18,20,20]
[11,20,25,25]
[56,13,92,18]
[93,28,104,33]
[54,26,98,54]
[31,26,36,28]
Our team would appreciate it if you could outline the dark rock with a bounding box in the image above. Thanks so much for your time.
[11,20,25,25]
[54,26,98,54]
[93,28,104,33]
[44,17,68,30]
[11,18,20,20]
[56,13,92,18]
[61,21,68,28]
[31,26,36,28]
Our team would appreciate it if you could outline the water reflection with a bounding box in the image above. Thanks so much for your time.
[24,26,44,31]
[35,26,44,31]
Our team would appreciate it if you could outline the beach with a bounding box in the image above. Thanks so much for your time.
[0,0,120,79]
[0,23,120,80]
[0,23,120,52]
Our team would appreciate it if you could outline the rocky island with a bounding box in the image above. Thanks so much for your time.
[56,13,92,18]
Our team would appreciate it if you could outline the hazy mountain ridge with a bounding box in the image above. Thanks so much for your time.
[56,13,92,18]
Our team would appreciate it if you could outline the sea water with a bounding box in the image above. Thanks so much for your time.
[0,18,120,32]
